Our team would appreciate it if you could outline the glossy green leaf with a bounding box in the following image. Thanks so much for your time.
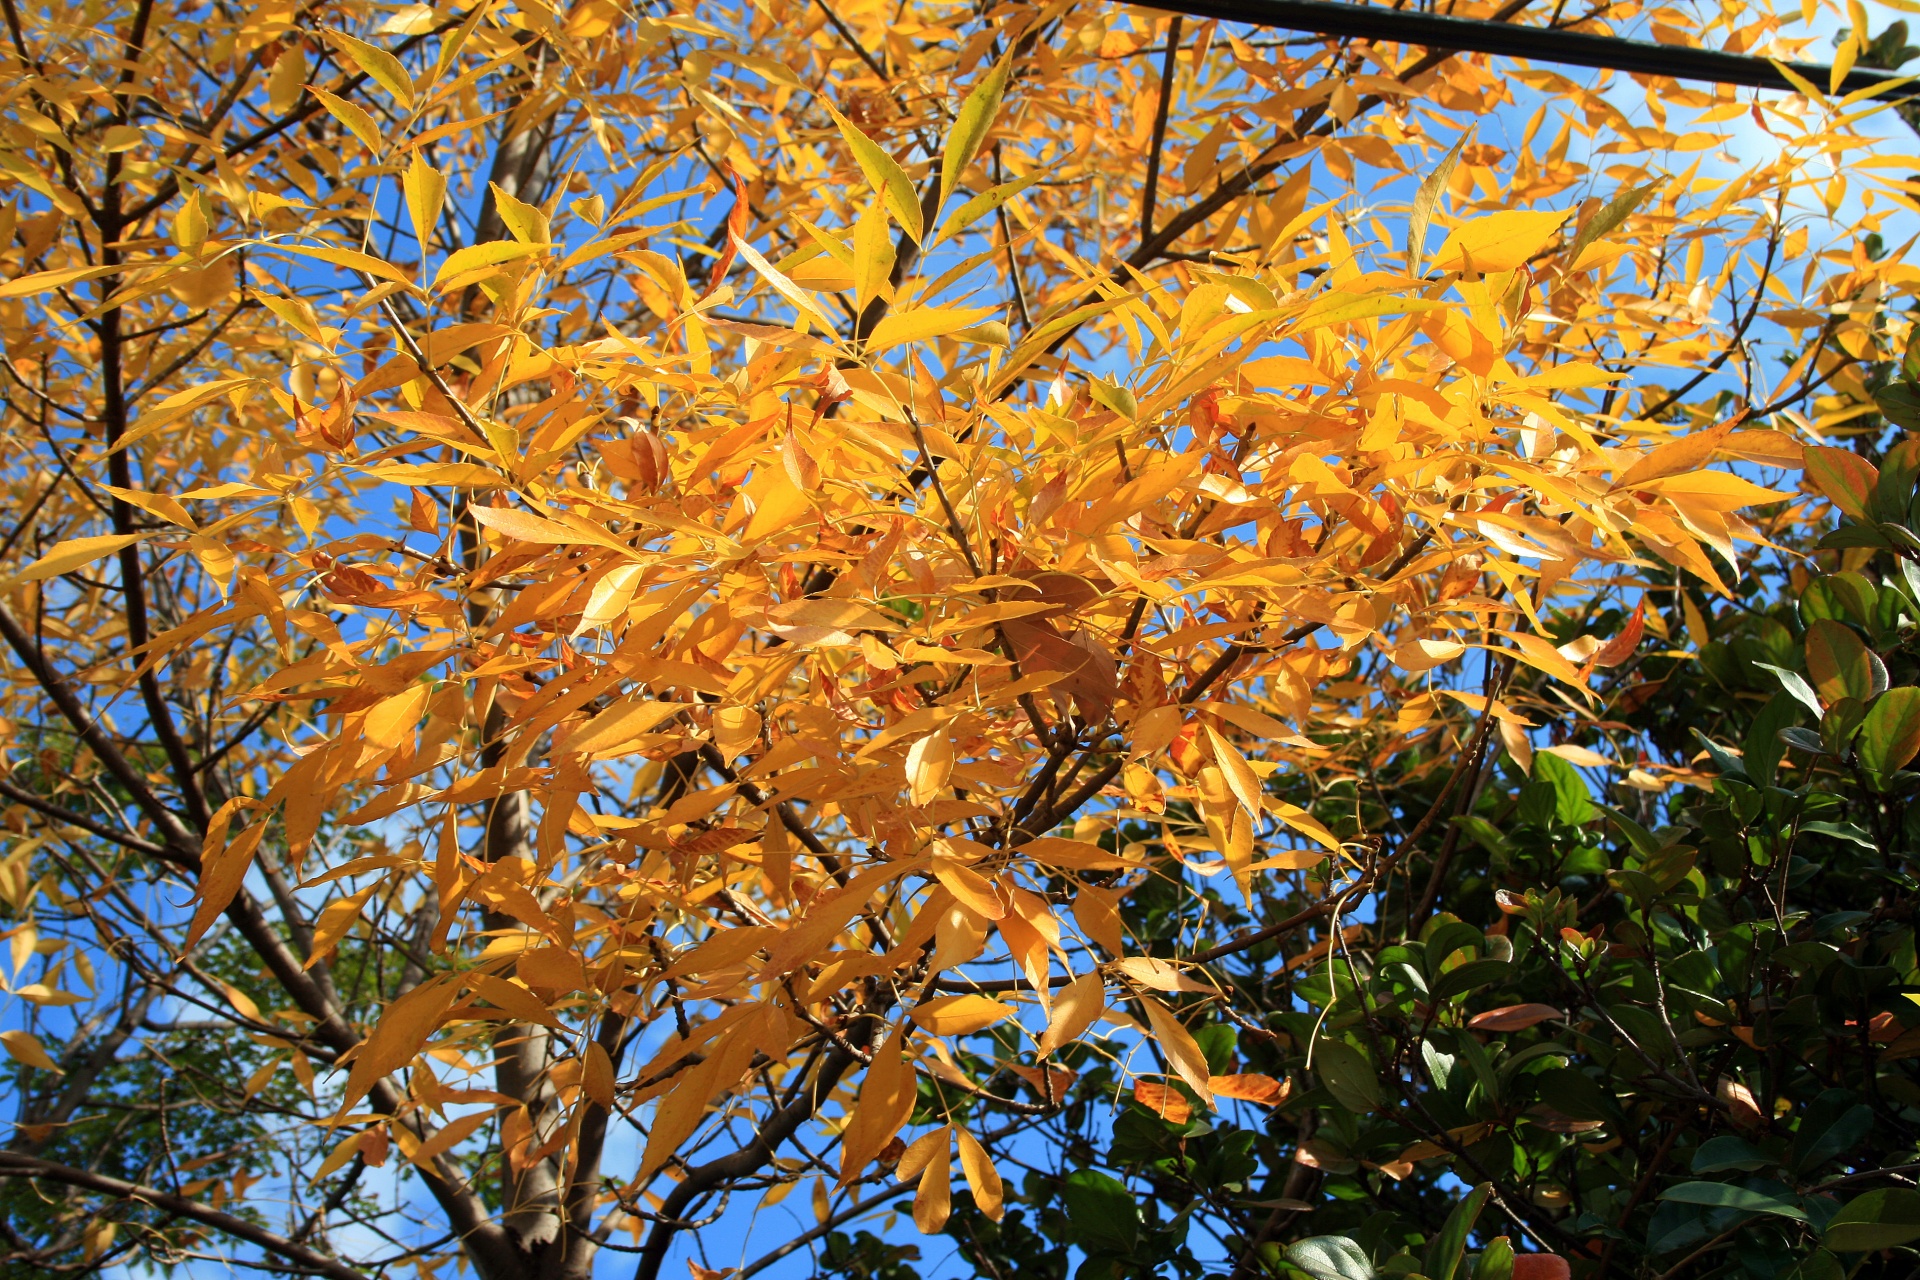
[1424,1182,1490,1280]
[1825,1188,1920,1251]
[1858,686,1920,775]
[1658,1181,1806,1221]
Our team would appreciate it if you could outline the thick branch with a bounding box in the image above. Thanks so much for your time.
[0,1153,367,1280]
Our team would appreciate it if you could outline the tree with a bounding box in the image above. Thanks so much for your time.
[0,0,1911,1277]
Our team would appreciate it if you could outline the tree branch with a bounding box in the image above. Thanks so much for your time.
[0,1153,367,1280]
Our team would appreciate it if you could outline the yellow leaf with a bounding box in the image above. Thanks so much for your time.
[1430,208,1569,274]
[932,850,1007,920]
[583,1041,616,1109]
[911,1136,952,1233]
[1203,725,1265,818]
[365,683,429,751]
[311,1136,370,1189]
[865,305,1000,354]
[825,101,923,243]
[729,231,837,332]
[339,975,461,1112]
[304,884,376,969]
[1408,133,1467,275]
[906,730,953,807]
[764,597,901,641]
[908,994,1013,1036]
[562,696,689,756]
[0,1029,61,1072]
[274,243,416,288]
[1071,886,1127,956]
[404,153,447,249]
[955,1126,1004,1221]
[329,30,414,108]
[1035,971,1105,1055]
[574,562,648,634]
[310,87,382,152]
[853,197,895,314]
[1115,956,1215,994]
[1139,994,1214,1107]
[185,819,265,950]
[6,533,143,585]
[468,504,596,546]
[433,240,543,292]
[1615,418,1738,489]
[1273,800,1343,853]
[939,53,1013,212]
[100,484,196,531]
[1393,637,1467,672]
[488,182,550,245]
[839,1024,915,1182]
[0,262,124,299]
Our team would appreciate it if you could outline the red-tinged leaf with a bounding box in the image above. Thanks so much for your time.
[1589,600,1645,669]
[1466,1004,1565,1032]
[1803,445,1878,522]
[1132,1079,1192,1123]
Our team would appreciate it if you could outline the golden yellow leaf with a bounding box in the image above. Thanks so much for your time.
[0,1029,61,1072]
[1036,971,1106,1056]
[1139,994,1214,1107]
[955,1126,1005,1221]
[1429,208,1569,273]
[908,994,1013,1037]
[304,884,376,969]
[906,729,953,806]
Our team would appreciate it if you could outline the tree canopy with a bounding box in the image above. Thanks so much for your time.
[1,1,1918,1279]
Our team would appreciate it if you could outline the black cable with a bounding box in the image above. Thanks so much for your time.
[1138,0,1906,93]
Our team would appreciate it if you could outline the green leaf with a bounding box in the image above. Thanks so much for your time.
[1754,663,1825,718]
[1825,1188,1920,1251]
[1089,378,1137,419]
[1658,1182,1807,1221]
[1194,1023,1237,1074]
[939,54,1013,214]
[1788,1092,1872,1175]
[1430,958,1511,1003]
[826,102,923,244]
[1804,445,1880,522]
[1691,1135,1774,1174]
[937,173,1039,241]
[1313,1040,1381,1114]
[1423,1182,1490,1280]
[1287,1236,1376,1280]
[1062,1169,1139,1254]
[1805,620,1872,706]
[1532,751,1594,825]
[1858,686,1920,774]
[1563,181,1657,268]
[1470,1237,1514,1280]
[1533,1067,1614,1121]
[1801,820,1875,849]
[1744,694,1801,787]
[1874,382,1920,431]
[1690,729,1747,780]
[1408,133,1468,276]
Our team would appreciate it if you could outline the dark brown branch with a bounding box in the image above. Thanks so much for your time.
[0,1153,367,1280]
[1138,0,1903,91]
[1141,15,1183,243]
